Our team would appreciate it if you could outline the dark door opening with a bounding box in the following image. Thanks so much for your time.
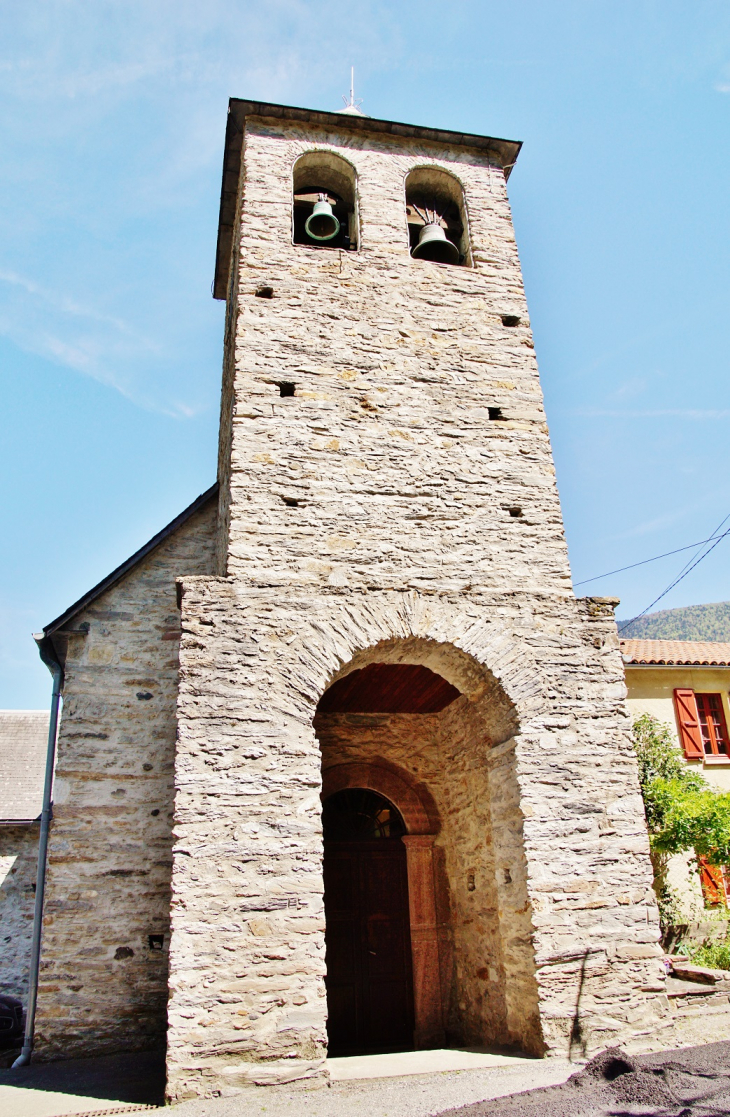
[323,788,414,1056]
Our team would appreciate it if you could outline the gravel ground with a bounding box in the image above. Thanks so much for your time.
[3,1041,730,1117]
[170,1058,574,1117]
[444,1041,730,1117]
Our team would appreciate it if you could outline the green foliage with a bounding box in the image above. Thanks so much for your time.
[632,714,730,865]
[687,940,730,971]
[633,713,703,789]
[654,880,686,929]
[618,600,730,641]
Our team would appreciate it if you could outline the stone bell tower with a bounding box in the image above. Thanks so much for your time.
[166,100,665,1099]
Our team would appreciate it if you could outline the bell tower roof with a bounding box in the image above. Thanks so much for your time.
[213,97,522,299]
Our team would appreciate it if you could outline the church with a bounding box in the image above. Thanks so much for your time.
[23,97,693,1100]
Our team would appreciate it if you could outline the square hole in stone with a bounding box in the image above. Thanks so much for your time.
[488,407,504,420]
[501,315,521,327]
[278,382,296,397]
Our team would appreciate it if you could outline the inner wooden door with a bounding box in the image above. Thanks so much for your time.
[322,789,414,1056]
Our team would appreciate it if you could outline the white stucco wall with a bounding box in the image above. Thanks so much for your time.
[625,665,730,791]
[626,664,730,921]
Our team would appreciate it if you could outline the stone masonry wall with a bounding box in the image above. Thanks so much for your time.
[220,118,573,597]
[164,116,677,1098]
[34,499,217,1059]
[0,826,38,1002]
[168,580,670,1099]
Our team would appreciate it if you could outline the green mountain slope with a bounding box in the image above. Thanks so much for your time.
[617,601,730,642]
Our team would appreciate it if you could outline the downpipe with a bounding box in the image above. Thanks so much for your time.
[12,636,63,1068]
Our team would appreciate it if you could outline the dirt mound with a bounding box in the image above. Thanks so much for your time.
[441,1040,730,1117]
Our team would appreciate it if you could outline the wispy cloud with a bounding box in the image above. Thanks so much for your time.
[0,269,144,335]
[574,407,730,419]
[0,2,402,421]
[613,508,694,540]
[0,268,200,417]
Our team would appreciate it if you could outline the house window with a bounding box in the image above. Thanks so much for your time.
[672,688,729,759]
[292,151,357,251]
[696,693,728,755]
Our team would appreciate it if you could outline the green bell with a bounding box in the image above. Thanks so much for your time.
[411,222,460,265]
[305,194,340,242]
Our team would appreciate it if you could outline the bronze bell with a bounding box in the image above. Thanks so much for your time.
[305,194,340,242]
[411,222,460,265]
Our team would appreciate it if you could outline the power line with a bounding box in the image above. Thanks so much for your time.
[668,511,730,584]
[618,519,730,635]
[573,533,728,586]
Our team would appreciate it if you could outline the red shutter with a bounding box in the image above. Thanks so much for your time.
[673,688,704,758]
[698,856,727,906]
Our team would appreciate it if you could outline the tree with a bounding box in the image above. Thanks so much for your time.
[632,714,730,921]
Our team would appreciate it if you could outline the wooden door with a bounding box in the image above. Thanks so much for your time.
[324,838,414,1055]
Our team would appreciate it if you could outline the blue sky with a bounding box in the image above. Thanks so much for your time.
[2,1,730,707]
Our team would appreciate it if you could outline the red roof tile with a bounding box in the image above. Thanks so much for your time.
[620,639,730,666]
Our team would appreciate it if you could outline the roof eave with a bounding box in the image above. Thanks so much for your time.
[624,660,730,668]
[42,482,218,672]
[213,98,523,300]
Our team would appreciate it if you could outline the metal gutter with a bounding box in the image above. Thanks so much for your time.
[12,636,63,1067]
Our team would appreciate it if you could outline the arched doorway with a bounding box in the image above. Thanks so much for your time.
[323,788,414,1055]
[315,644,541,1057]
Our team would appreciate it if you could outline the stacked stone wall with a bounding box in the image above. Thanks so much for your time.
[165,117,673,1099]
[0,826,38,1002]
[223,118,571,598]
[167,581,668,1099]
[34,500,217,1059]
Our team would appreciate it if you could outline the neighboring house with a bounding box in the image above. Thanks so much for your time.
[0,711,48,1000]
[622,638,730,915]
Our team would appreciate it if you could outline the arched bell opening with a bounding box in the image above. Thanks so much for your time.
[404,166,471,267]
[315,641,543,1058]
[292,150,358,251]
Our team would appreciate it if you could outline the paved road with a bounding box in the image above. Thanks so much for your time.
[0,1048,573,1117]
[0,1048,164,1117]
[3,1041,729,1117]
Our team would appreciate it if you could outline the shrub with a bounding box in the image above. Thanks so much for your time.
[632,714,730,864]
[687,940,730,971]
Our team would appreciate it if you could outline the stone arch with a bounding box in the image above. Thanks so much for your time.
[282,591,544,729]
[320,758,445,1047]
[322,759,439,836]
[308,597,545,1056]
[404,164,472,265]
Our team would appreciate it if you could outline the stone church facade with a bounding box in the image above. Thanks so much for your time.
[28,100,696,1099]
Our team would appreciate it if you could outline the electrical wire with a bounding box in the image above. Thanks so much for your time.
[668,511,730,584]
[573,533,730,587]
[618,517,730,635]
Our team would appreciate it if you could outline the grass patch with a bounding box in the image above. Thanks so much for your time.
[687,940,730,970]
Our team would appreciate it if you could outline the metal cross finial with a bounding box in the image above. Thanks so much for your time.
[339,67,366,115]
